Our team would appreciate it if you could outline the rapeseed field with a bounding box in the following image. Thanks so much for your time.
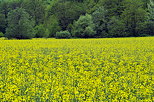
[0,37,154,102]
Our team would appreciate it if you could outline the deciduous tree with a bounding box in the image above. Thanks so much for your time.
[6,8,35,39]
[72,14,96,38]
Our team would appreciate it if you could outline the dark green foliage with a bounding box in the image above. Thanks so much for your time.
[92,7,108,37]
[147,0,154,35]
[121,0,147,36]
[103,0,125,17]
[5,8,35,39]
[0,0,23,34]
[148,0,154,20]
[22,0,46,25]
[56,30,71,39]
[83,0,98,14]
[0,32,4,37]
[35,24,49,38]
[146,21,154,36]
[0,13,6,33]
[0,0,153,39]
[108,17,127,37]
[45,15,61,37]
[48,1,86,30]
[72,14,96,38]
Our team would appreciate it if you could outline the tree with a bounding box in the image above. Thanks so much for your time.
[147,0,154,35]
[0,0,153,38]
[48,1,86,30]
[142,0,150,8]
[92,7,108,37]
[72,14,96,38]
[5,8,35,39]
[0,0,24,33]
[35,24,49,38]
[0,0,23,18]
[108,16,127,37]
[0,13,6,33]
[121,0,147,36]
[103,0,125,17]
[148,0,154,20]
[45,15,61,37]
[0,1,12,18]
[22,0,46,25]
[83,0,98,14]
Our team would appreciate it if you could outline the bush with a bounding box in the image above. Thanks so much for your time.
[56,30,71,39]
[0,32,4,37]
[35,24,49,38]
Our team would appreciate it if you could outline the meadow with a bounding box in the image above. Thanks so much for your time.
[0,37,154,102]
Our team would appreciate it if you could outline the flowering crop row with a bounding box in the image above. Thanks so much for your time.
[0,37,154,101]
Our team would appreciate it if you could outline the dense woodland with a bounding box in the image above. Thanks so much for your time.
[0,0,154,39]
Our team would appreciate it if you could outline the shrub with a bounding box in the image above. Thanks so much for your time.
[56,30,71,39]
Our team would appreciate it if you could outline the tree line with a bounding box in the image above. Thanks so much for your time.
[0,0,154,39]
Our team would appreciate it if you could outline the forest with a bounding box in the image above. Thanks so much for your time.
[0,0,154,39]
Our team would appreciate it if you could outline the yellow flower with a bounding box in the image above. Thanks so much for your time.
[0,37,153,101]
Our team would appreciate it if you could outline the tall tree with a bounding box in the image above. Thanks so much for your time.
[147,0,154,35]
[72,14,96,38]
[108,16,127,37]
[92,7,108,37]
[48,1,86,30]
[44,15,61,37]
[121,0,147,36]
[142,0,150,8]
[0,0,23,33]
[6,8,35,39]
[22,0,46,25]
[148,0,154,20]
[0,13,6,33]
[0,0,153,38]
[103,0,125,17]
